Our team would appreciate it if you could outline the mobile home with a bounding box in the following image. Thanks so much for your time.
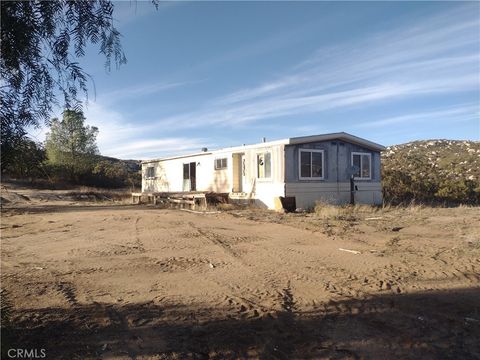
[142,132,385,210]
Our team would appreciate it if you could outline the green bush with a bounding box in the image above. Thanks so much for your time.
[382,140,480,205]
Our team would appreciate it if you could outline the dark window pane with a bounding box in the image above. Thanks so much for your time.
[264,153,271,178]
[352,154,361,177]
[183,163,189,179]
[300,151,311,178]
[222,158,227,169]
[362,154,370,178]
[312,152,323,177]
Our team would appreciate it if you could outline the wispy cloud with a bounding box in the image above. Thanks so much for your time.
[113,138,210,159]
[40,4,477,158]
[151,5,478,130]
[82,101,209,159]
[103,82,187,99]
[356,104,480,129]
[95,80,199,105]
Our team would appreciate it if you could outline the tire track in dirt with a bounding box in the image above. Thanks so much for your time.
[55,281,78,306]
[133,215,145,252]
[188,222,247,265]
[187,222,290,320]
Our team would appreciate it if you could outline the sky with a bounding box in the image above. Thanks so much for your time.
[32,1,480,160]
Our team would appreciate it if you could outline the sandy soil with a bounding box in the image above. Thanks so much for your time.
[1,188,480,359]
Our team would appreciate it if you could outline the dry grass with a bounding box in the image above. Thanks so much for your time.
[313,202,382,220]
[64,187,132,202]
[312,200,441,222]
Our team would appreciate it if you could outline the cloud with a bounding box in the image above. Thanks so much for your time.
[38,4,476,158]
[150,4,478,130]
[356,104,480,129]
[96,80,198,105]
[112,137,211,160]
[81,101,210,159]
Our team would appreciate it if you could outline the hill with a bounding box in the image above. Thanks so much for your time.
[96,155,141,172]
[381,140,480,204]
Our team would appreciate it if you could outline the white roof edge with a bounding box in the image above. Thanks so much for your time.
[142,132,385,164]
[142,138,289,163]
[288,132,386,151]
[142,151,213,164]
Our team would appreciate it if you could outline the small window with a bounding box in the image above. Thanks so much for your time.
[183,163,190,180]
[214,158,227,170]
[299,149,324,179]
[351,152,371,180]
[146,166,155,178]
[257,152,271,179]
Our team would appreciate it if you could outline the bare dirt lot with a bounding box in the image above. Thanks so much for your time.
[1,188,480,359]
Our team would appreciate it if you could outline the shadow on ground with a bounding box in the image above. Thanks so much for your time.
[3,287,480,359]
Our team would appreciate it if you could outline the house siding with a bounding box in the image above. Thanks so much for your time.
[285,140,381,183]
[142,143,286,208]
[142,153,231,193]
[141,135,383,210]
[284,140,382,209]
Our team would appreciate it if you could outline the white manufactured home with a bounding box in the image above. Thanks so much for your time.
[141,132,385,210]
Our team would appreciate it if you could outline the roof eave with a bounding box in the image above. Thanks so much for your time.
[288,132,386,151]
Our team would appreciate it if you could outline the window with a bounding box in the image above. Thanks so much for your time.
[351,152,371,180]
[257,152,271,179]
[183,163,189,180]
[299,149,324,179]
[214,157,227,170]
[146,166,155,178]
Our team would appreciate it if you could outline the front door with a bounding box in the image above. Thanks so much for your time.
[183,162,196,191]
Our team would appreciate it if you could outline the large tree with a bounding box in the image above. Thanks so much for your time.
[0,0,128,171]
[45,110,98,180]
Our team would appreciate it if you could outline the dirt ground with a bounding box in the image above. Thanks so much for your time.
[1,186,480,359]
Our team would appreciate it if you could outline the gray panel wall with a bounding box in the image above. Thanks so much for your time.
[285,140,381,183]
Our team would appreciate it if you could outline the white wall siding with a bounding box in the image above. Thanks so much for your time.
[286,182,382,209]
[253,182,285,208]
[142,143,286,209]
[142,153,232,193]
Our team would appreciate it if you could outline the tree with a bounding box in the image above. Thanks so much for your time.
[0,0,127,170]
[92,160,129,187]
[45,110,99,180]
[1,138,46,179]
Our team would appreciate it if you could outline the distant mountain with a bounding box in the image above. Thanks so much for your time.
[381,140,480,204]
[95,155,141,173]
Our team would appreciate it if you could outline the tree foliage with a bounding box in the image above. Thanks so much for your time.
[382,140,480,205]
[45,110,99,179]
[0,0,126,170]
[1,138,46,178]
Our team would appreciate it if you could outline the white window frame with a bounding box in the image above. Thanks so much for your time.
[299,149,325,180]
[256,151,272,180]
[214,157,228,170]
[351,152,372,180]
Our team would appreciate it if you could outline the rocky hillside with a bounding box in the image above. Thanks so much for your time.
[381,140,480,204]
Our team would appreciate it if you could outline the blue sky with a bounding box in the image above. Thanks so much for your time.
[34,1,479,159]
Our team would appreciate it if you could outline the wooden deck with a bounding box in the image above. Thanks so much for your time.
[132,191,228,210]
